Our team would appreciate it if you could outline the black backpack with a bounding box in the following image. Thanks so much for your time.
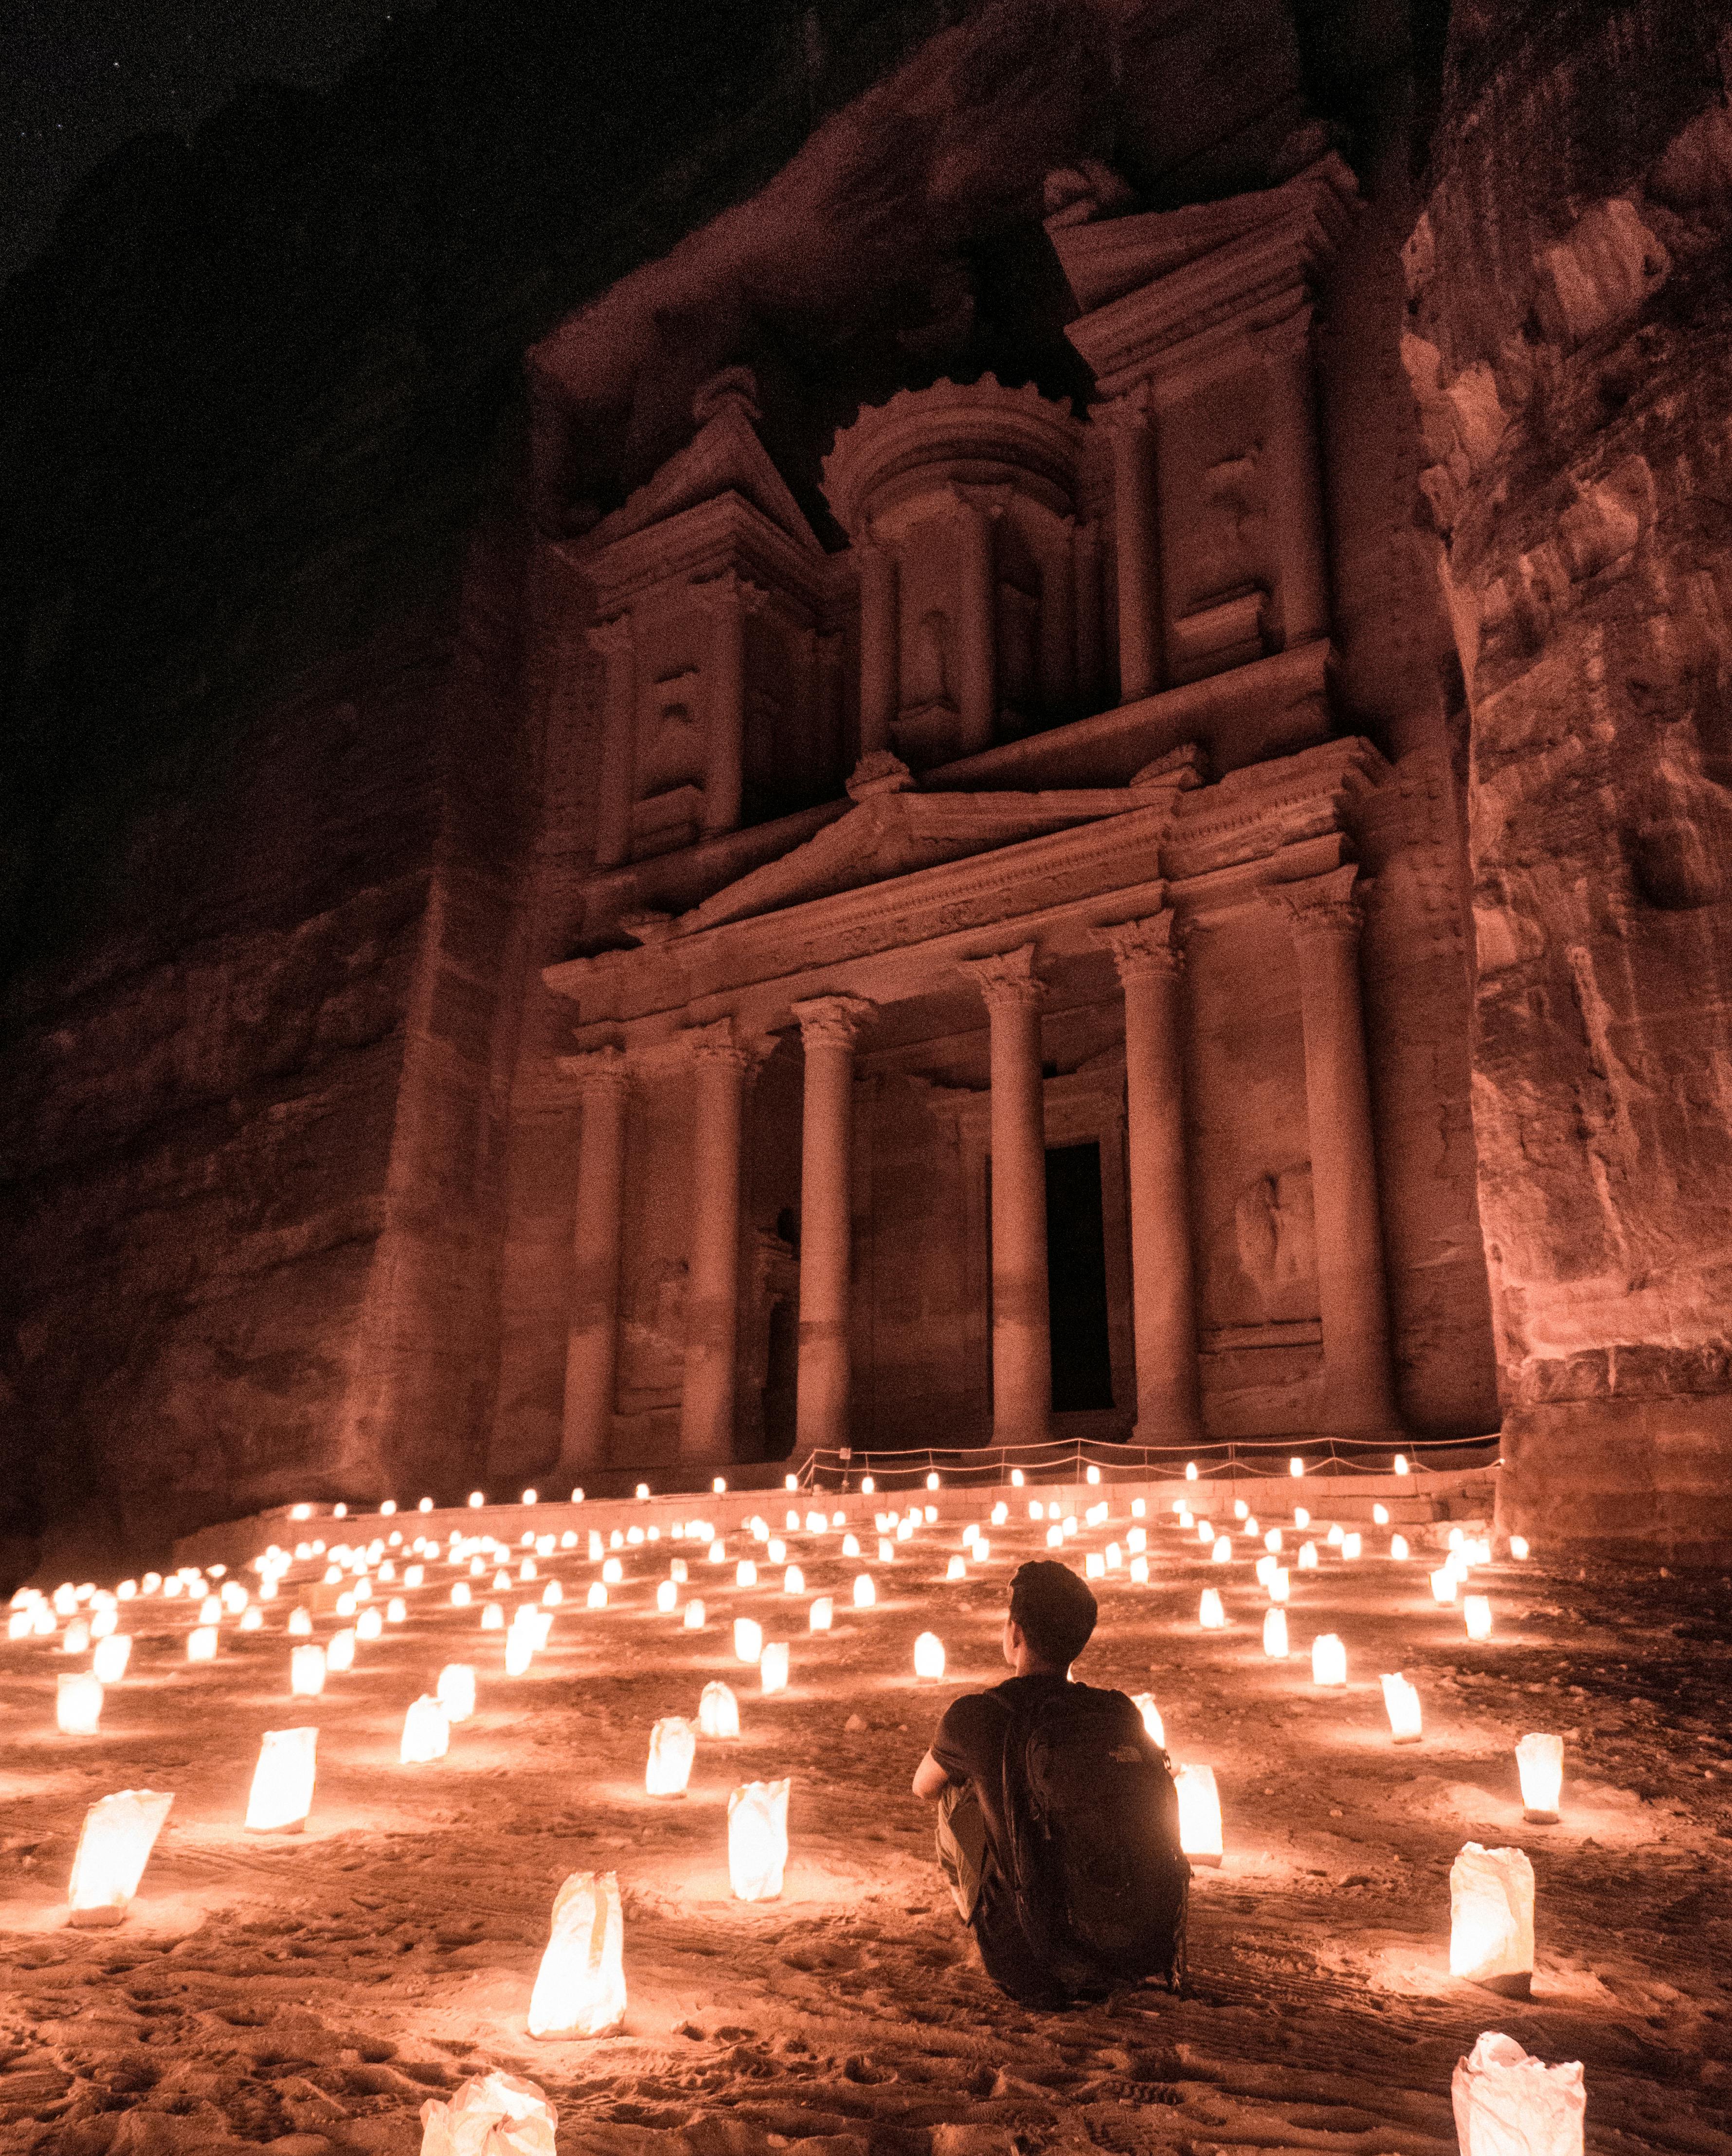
[998,1683,1190,1996]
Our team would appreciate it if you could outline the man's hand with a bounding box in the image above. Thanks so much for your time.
[911,1749,950,1800]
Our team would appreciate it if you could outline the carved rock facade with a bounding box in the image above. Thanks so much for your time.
[1407,0,1732,1558]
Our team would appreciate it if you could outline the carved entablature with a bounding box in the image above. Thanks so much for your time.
[566,372,845,868]
[822,377,1090,772]
[1055,155,1359,691]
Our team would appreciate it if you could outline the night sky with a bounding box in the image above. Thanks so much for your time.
[2,0,423,280]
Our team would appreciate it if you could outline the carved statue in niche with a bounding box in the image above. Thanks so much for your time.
[909,609,956,710]
[1233,1164,1317,1320]
[617,1257,688,1401]
[638,673,705,799]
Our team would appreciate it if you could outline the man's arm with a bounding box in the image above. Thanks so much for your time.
[911,1748,951,1800]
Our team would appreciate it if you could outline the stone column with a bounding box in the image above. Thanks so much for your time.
[856,542,899,759]
[792,995,876,1455]
[1039,518,1077,714]
[679,1021,758,1466]
[1073,519,1103,711]
[954,493,998,757]
[1264,866,1400,1435]
[699,573,751,838]
[1101,911,1203,1444]
[1256,311,1331,649]
[592,614,637,870]
[1099,391,1161,702]
[558,1048,632,1474]
[963,945,1050,1445]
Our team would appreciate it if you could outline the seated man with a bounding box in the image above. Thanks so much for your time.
[912,1558,1187,2006]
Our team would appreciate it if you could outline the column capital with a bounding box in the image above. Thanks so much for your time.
[555,1045,633,1098]
[691,569,768,616]
[792,994,877,1052]
[1250,295,1318,367]
[1099,907,1184,983]
[680,1016,770,1074]
[962,943,1045,1012]
[1263,864,1364,946]
[1091,381,1153,434]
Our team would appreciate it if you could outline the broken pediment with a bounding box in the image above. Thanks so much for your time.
[578,373,824,562]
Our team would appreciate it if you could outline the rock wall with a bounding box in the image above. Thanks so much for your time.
[1406,1,1732,1560]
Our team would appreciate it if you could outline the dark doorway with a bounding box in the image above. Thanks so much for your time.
[761,1297,798,1459]
[1045,1141,1114,1411]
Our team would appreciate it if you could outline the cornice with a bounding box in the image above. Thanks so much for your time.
[580,492,829,616]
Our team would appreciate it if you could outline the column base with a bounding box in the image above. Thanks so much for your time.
[1498,1396,1732,1566]
[1132,1410,1206,1449]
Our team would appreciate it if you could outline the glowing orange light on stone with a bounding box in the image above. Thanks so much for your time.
[728,1779,789,1901]
[67,1789,173,1925]
[527,1869,625,2038]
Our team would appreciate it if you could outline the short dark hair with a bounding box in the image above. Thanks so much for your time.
[1009,1560,1097,1669]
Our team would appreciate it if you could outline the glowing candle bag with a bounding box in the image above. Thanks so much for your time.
[913,1632,946,1680]
[1463,1595,1493,1642]
[1262,1609,1288,1660]
[853,1574,876,1608]
[522,1867,627,2041]
[1516,1733,1564,1823]
[809,1597,834,1631]
[291,1645,327,1697]
[92,1634,132,1685]
[1173,1763,1222,1866]
[246,1727,318,1833]
[646,1717,696,1796]
[728,1778,790,1902]
[57,1674,104,1734]
[1132,1692,1164,1745]
[734,1617,763,1665]
[1311,1634,1347,1687]
[420,2071,558,2156]
[759,1642,790,1695]
[1381,1673,1423,1742]
[437,1664,477,1723]
[401,1696,451,1764]
[699,1681,740,1738]
[1451,2032,1585,2156]
[67,1789,174,1926]
[1199,1589,1225,1630]
[1450,1844,1535,1995]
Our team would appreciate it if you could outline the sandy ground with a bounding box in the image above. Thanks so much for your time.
[1,1491,1730,2156]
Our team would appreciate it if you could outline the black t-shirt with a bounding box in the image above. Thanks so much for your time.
[930,1671,1074,2002]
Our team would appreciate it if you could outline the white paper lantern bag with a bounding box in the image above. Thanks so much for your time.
[1451,2031,1584,2156]
[1450,1844,1534,1994]
[646,1716,696,1795]
[67,1789,174,1926]
[728,1778,790,1901]
[525,1869,626,2038]
[420,2068,558,2156]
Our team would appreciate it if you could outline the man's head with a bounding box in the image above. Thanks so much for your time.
[1004,1559,1098,1674]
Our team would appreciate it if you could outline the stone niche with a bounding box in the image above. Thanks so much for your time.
[822,378,1090,770]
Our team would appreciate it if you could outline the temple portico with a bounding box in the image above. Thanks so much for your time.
[546,733,1405,1475]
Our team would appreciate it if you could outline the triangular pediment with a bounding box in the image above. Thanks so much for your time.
[676,785,1165,934]
[582,399,821,557]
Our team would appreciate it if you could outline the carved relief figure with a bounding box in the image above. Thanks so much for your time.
[910,608,956,710]
[1233,1164,1317,1321]
[618,1257,689,1400]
